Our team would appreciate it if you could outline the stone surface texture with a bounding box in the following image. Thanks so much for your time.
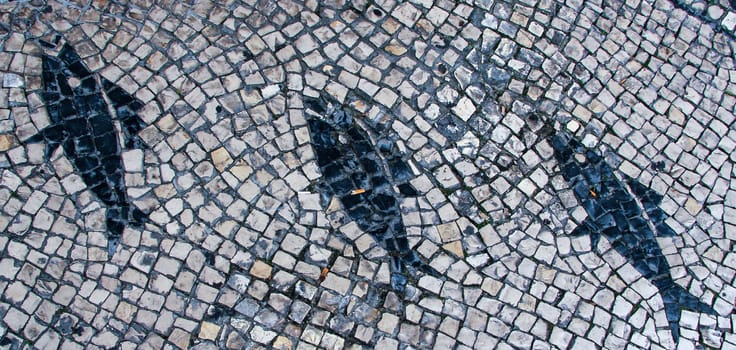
[0,0,735,349]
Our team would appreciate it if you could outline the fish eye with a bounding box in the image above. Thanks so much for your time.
[574,152,586,163]
[66,76,81,88]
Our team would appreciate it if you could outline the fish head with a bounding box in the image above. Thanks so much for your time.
[329,108,352,129]
[303,96,354,130]
[307,117,338,149]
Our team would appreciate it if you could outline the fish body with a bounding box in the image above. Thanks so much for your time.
[29,44,147,255]
[305,97,438,291]
[551,132,716,342]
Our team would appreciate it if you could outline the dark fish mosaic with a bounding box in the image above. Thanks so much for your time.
[27,44,147,255]
[304,97,439,292]
[551,132,717,342]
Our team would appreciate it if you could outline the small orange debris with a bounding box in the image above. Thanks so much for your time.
[350,188,366,195]
[319,267,329,282]
[589,188,597,198]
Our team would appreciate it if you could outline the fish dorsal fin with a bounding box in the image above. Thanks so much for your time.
[58,44,91,78]
[102,78,136,108]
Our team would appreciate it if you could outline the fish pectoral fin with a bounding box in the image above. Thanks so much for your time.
[571,220,601,249]
[59,44,92,78]
[659,283,717,344]
[570,221,592,237]
[303,96,329,117]
[590,230,601,250]
[396,183,419,197]
[25,128,63,161]
[119,112,146,138]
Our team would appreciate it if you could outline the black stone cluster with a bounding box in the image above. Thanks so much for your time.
[31,44,147,254]
[551,132,716,342]
[305,97,438,292]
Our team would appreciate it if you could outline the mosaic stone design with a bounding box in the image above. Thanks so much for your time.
[1,0,735,349]
[28,44,147,254]
[668,0,736,35]
[552,132,718,342]
[305,96,438,292]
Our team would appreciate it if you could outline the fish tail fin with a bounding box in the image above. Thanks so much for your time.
[389,253,439,293]
[128,207,148,230]
[389,234,439,277]
[105,209,125,256]
[390,256,408,293]
[387,238,439,293]
[118,204,147,228]
[401,249,440,277]
[105,205,147,255]
[660,284,717,343]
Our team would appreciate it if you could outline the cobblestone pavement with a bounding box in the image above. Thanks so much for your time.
[0,0,735,349]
